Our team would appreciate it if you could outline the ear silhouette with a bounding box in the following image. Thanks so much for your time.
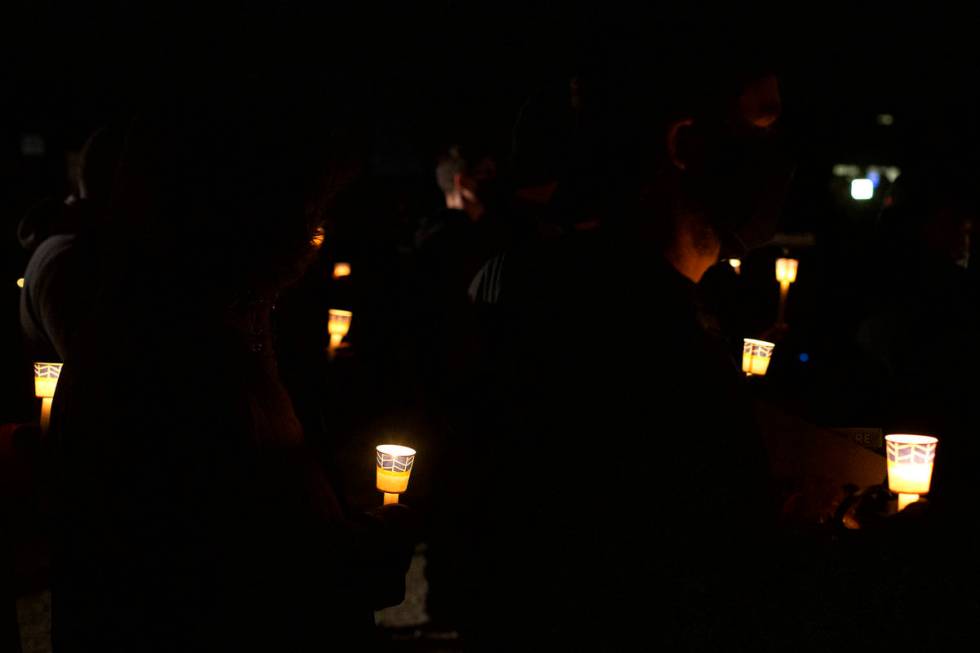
[666,118,695,171]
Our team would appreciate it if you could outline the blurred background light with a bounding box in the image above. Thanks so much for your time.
[851,178,874,200]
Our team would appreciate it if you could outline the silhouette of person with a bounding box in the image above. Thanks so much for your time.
[19,125,127,362]
[48,80,416,652]
[467,74,604,308]
[414,139,506,410]
[411,137,508,628]
[857,164,980,508]
[456,48,793,650]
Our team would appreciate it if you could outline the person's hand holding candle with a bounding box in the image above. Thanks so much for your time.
[356,502,420,609]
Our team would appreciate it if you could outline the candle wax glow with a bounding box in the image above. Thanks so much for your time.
[328,310,352,337]
[40,397,53,433]
[376,444,416,494]
[35,377,59,398]
[744,354,772,376]
[377,468,412,493]
[775,258,799,284]
[742,339,775,376]
[311,227,325,249]
[886,434,937,496]
[897,493,919,511]
[34,362,63,398]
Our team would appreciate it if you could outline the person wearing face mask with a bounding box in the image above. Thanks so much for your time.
[453,48,796,649]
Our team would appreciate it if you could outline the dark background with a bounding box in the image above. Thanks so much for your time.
[3,1,980,424]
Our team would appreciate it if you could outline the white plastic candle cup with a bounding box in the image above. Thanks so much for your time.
[34,362,62,433]
[742,339,775,376]
[328,309,353,351]
[886,434,938,502]
[34,362,62,399]
[376,444,416,495]
[775,258,799,285]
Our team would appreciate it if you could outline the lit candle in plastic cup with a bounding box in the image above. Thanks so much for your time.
[376,444,416,505]
[34,362,63,434]
[885,434,938,511]
[775,258,798,285]
[742,339,775,377]
[775,258,799,326]
[333,262,352,279]
[327,309,352,356]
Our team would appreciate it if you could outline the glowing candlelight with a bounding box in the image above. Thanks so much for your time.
[775,258,799,284]
[885,434,938,511]
[775,258,799,326]
[333,262,352,279]
[728,258,742,275]
[376,444,416,505]
[16,277,25,288]
[311,227,325,249]
[742,339,775,377]
[327,309,352,354]
[34,362,63,434]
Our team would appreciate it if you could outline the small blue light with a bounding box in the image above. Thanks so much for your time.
[867,170,881,189]
[799,353,810,363]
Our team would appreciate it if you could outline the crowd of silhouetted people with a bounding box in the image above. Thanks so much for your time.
[5,26,980,653]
